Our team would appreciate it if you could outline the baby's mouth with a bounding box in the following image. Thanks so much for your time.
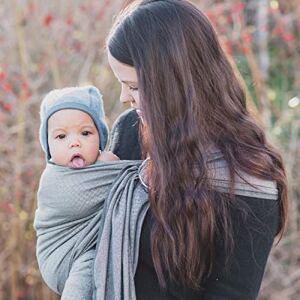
[70,154,85,169]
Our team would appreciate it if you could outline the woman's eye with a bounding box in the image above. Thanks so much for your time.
[129,86,138,91]
[56,134,66,139]
[82,131,91,136]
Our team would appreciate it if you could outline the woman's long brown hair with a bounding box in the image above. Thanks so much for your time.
[108,0,288,289]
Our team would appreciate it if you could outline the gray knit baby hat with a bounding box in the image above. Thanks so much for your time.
[39,86,108,161]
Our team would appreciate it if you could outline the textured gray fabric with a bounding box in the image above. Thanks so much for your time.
[92,163,149,300]
[205,151,278,200]
[34,160,142,299]
[34,151,278,300]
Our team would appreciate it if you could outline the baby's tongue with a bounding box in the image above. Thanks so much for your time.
[71,156,85,168]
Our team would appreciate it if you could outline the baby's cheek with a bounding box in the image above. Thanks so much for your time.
[49,142,69,166]
[88,147,100,164]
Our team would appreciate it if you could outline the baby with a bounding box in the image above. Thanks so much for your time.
[39,85,119,168]
[36,86,121,299]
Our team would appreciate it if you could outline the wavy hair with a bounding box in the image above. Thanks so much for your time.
[107,0,288,289]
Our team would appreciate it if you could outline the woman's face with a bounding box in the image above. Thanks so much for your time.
[108,51,142,116]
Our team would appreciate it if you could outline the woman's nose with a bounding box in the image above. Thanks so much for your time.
[120,86,133,104]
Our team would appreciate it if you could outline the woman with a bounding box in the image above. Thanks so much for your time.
[104,0,288,299]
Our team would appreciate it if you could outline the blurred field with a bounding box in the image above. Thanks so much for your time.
[0,0,299,299]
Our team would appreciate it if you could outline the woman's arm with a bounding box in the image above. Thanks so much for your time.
[201,196,280,300]
[109,108,142,160]
[135,195,279,300]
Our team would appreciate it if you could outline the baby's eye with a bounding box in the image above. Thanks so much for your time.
[82,131,92,136]
[56,134,66,139]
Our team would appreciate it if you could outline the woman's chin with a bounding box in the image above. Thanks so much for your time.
[136,109,144,123]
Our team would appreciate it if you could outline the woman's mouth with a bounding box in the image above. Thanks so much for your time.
[70,154,85,169]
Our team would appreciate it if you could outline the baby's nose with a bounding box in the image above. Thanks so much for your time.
[69,138,81,148]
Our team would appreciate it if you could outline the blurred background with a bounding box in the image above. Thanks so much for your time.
[0,0,299,299]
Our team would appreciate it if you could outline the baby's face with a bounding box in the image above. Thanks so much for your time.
[48,109,100,168]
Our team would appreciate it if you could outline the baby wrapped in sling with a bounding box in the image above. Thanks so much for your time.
[34,86,149,300]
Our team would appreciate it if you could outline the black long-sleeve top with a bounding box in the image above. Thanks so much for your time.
[134,196,279,300]
[109,109,279,300]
